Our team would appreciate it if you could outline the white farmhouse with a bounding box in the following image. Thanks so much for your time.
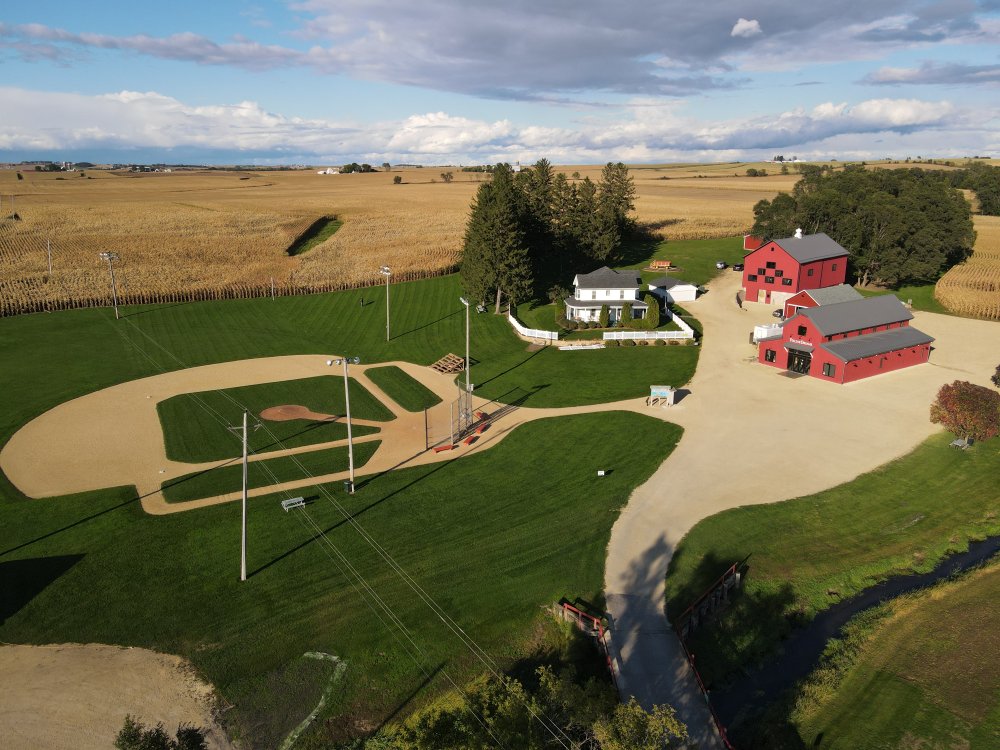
[565,266,649,323]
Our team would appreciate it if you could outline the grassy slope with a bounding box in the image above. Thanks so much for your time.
[157,376,390,463]
[364,365,442,412]
[665,433,1000,685]
[1,412,682,746]
[160,441,381,503]
[791,562,1000,749]
[621,236,746,287]
[856,284,947,314]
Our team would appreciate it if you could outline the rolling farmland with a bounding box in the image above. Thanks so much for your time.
[935,215,1000,320]
[0,165,792,316]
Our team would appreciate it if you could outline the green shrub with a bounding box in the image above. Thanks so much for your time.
[599,305,610,328]
[654,339,667,346]
[622,339,636,347]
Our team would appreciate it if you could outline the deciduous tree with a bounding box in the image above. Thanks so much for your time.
[930,380,1000,442]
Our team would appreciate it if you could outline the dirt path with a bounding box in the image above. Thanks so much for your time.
[0,643,233,750]
[603,272,1000,747]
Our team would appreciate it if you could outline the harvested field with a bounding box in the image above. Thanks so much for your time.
[935,215,1000,319]
[0,165,792,315]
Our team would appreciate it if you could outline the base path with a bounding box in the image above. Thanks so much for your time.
[603,272,1000,747]
[0,643,233,750]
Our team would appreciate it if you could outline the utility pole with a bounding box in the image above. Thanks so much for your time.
[99,251,120,319]
[241,409,248,582]
[379,266,391,341]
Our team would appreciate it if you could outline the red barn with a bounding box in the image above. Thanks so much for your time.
[742,230,848,306]
[757,295,934,383]
[782,284,862,319]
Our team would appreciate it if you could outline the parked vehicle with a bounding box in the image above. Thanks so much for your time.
[715,260,727,269]
[772,309,784,318]
[733,263,744,271]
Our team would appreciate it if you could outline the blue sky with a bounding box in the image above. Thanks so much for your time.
[1,0,998,165]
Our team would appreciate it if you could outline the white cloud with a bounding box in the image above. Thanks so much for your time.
[0,86,987,165]
[731,18,763,38]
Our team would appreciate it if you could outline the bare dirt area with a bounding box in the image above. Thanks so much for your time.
[259,404,335,422]
[0,643,234,750]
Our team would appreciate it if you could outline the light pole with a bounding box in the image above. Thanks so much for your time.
[379,265,391,341]
[99,251,120,319]
[227,409,258,582]
[327,356,361,493]
[458,297,471,395]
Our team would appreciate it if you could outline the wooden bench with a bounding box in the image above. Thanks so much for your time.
[476,304,487,313]
[649,259,672,270]
[281,497,306,512]
[433,444,455,453]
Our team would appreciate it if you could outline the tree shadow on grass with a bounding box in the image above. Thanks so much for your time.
[474,347,546,389]
[393,308,463,340]
[0,554,85,625]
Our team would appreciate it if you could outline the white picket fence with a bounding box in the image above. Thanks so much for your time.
[602,312,695,341]
[507,312,560,341]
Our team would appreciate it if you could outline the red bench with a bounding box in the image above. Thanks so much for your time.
[475,423,489,435]
[433,444,455,453]
[463,435,478,446]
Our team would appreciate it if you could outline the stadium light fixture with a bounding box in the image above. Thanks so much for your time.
[379,266,391,341]
[327,356,361,493]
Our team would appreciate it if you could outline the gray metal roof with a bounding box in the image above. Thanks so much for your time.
[748,232,848,263]
[797,294,913,335]
[800,284,863,306]
[651,277,697,290]
[820,326,934,362]
[574,266,642,289]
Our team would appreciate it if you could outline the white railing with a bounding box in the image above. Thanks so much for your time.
[507,312,560,341]
[602,310,695,340]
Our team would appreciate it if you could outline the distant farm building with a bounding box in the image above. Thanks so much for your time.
[316,167,340,175]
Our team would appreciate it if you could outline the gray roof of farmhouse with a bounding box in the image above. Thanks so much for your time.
[574,266,642,289]
[797,295,913,336]
[748,232,849,263]
[820,326,934,362]
[800,284,863,306]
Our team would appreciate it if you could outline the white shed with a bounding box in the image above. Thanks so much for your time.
[648,277,699,303]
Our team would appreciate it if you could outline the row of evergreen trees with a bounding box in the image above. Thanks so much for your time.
[750,165,976,288]
[460,161,637,312]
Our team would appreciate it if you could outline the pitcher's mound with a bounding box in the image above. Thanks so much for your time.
[260,404,337,422]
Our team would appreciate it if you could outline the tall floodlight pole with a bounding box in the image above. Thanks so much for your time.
[327,356,361,493]
[240,409,248,582]
[459,297,471,395]
[98,251,120,319]
[379,265,391,341]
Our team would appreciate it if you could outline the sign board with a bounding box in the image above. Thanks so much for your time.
[649,385,676,407]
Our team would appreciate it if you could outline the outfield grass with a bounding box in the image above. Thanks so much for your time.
[161,442,381,503]
[364,366,442,412]
[0,412,682,748]
[664,433,1000,686]
[856,283,948,314]
[157,376,391,463]
[622,236,746,287]
[789,561,1000,749]
[286,217,343,256]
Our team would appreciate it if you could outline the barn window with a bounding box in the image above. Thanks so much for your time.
[765,276,775,284]
[766,261,776,269]
[822,363,836,377]
[807,268,815,277]
[782,278,793,286]
[797,325,807,336]
[757,267,765,274]
[832,263,838,271]
[764,349,776,362]
[774,270,783,277]
[748,274,758,281]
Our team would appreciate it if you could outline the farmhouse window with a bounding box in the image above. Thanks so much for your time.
[764,276,775,284]
[782,278,793,286]
[620,290,625,299]
[764,349,776,362]
[591,291,596,300]
[766,261,776,269]
[807,268,815,277]
[822,363,836,377]
[797,325,807,336]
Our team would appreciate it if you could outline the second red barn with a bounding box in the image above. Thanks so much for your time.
[742,230,848,306]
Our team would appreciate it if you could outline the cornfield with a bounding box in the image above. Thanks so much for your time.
[0,164,788,316]
[936,215,1000,320]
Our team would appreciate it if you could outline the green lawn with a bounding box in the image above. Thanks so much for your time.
[286,217,342,256]
[664,433,1000,687]
[0,412,682,748]
[364,365,442,412]
[157,376,391,463]
[788,561,1000,749]
[161,442,381,503]
[620,236,746,287]
[856,283,948,314]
